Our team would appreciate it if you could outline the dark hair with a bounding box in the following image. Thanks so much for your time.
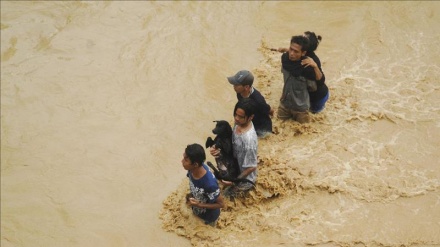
[234,98,256,118]
[304,31,322,53]
[290,35,309,52]
[185,144,206,165]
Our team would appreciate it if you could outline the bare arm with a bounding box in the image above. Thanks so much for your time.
[188,194,224,209]
[301,56,323,81]
[209,146,220,158]
[238,166,257,179]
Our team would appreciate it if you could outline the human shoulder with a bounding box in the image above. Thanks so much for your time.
[241,124,258,142]
[250,88,265,100]
[202,165,220,190]
[307,51,322,68]
[202,164,216,178]
[191,167,217,190]
[249,89,271,112]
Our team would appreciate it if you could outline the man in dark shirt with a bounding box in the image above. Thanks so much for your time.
[227,70,273,137]
[277,31,328,114]
[278,35,323,123]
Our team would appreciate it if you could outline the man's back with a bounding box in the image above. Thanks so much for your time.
[280,68,311,112]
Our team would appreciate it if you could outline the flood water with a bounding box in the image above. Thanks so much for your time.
[1,1,440,247]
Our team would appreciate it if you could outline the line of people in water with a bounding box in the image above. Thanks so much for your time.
[181,31,329,226]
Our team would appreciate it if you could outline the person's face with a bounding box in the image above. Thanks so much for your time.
[234,108,253,127]
[288,43,306,61]
[233,84,249,94]
[181,152,195,171]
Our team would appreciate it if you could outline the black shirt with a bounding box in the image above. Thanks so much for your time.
[237,88,272,135]
[281,52,328,102]
[306,51,328,102]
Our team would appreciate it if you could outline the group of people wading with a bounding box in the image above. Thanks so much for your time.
[180,31,329,226]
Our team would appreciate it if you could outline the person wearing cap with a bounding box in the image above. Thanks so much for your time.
[227,70,273,137]
[278,35,323,123]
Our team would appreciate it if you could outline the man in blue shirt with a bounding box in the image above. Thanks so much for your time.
[183,143,224,225]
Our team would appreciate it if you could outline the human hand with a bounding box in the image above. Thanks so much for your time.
[188,197,200,207]
[185,193,192,204]
[301,56,317,68]
[277,47,288,53]
[209,146,221,158]
[221,180,233,186]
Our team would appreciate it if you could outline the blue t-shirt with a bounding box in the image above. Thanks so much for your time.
[187,164,221,224]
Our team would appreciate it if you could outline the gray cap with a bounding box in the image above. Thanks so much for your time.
[227,70,254,86]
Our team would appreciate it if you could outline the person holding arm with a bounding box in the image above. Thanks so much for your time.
[278,35,319,123]
[278,31,329,113]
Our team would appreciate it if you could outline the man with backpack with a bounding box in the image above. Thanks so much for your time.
[277,35,324,123]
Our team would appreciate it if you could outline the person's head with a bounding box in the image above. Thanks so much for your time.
[304,31,322,53]
[288,35,309,61]
[233,98,256,127]
[227,70,254,96]
[182,143,206,170]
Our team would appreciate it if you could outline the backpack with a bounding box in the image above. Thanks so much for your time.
[280,69,316,111]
